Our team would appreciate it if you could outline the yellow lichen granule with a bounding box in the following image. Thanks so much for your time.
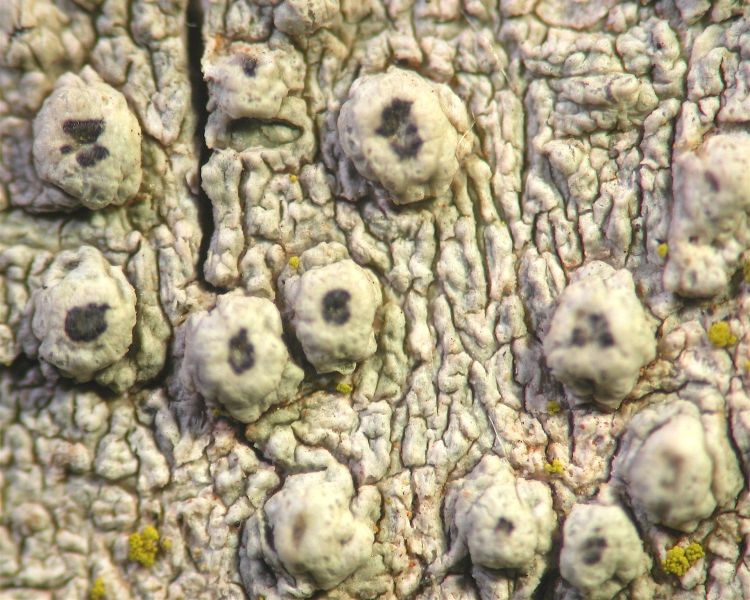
[663,546,689,577]
[544,458,565,475]
[336,382,353,394]
[90,577,106,600]
[288,256,300,270]
[685,541,705,564]
[663,542,705,577]
[707,321,737,348]
[289,174,298,183]
[744,260,750,283]
[657,243,669,258]
[547,400,561,415]
[128,525,161,568]
[161,537,173,552]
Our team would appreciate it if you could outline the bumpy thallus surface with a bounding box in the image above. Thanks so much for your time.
[0,0,749,598]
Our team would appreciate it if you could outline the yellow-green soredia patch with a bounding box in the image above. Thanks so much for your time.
[708,321,737,348]
[662,542,704,577]
[128,525,161,568]
[90,577,106,600]
[685,542,705,564]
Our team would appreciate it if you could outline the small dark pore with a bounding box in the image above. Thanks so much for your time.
[570,327,587,346]
[59,144,73,154]
[292,513,306,546]
[322,288,351,325]
[582,537,607,565]
[242,57,258,77]
[64,303,109,342]
[76,145,109,168]
[599,331,615,347]
[227,328,255,374]
[375,98,423,159]
[705,171,720,192]
[495,517,515,534]
[62,119,105,144]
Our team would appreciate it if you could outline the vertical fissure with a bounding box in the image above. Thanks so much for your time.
[186,0,215,288]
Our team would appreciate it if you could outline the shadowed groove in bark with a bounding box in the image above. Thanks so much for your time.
[186,0,216,290]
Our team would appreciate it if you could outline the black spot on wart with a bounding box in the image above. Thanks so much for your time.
[228,328,255,374]
[60,145,73,154]
[76,145,109,168]
[570,313,614,348]
[495,517,515,534]
[322,288,351,325]
[62,119,105,144]
[242,57,257,77]
[64,303,110,342]
[375,98,423,159]
[591,314,613,345]
[582,536,607,565]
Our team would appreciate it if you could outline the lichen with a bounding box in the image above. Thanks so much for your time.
[685,541,705,564]
[89,577,106,600]
[662,546,690,577]
[663,542,704,577]
[128,525,161,568]
[708,321,737,348]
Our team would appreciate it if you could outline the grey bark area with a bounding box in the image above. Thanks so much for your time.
[2,0,750,598]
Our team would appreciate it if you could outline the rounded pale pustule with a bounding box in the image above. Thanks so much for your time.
[31,246,136,381]
[263,467,374,590]
[184,292,303,423]
[446,455,556,571]
[274,0,339,36]
[205,44,299,120]
[287,259,381,374]
[32,68,142,210]
[665,132,750,298]
[560,504,647,600]
[626,411,715,531]
[463,481,542,569]
[543,261,656,410]
[337,67,466,204]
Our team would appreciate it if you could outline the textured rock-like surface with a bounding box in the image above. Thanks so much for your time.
[3,0,750,599]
